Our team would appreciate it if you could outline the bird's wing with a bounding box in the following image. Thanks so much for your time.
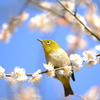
[71,70,75,81]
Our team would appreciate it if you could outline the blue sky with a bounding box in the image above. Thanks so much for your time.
[0,0,100,100]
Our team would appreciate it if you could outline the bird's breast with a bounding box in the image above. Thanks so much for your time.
[46,48,70,67]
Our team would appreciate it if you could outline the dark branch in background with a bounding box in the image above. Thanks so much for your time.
[96,54,100,57]
[19,0,30,14]
[57,0,100,41]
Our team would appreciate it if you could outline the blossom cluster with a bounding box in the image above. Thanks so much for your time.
[28,0,87,33]
[0,12,29,42]
[0,50,99,85]
[70,50,99,71]
[29,12,55,33]
[13,85,42,100]
[27,0,100,36]
[0,0,99,43]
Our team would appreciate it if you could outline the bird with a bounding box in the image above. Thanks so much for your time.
[37,39,75,97]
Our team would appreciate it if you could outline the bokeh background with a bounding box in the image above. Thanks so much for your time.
[0,0,100,100]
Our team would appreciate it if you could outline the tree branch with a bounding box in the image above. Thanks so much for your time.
[57,0,100,41]
[29,0,64,18]
[5,52,100,77]
[96,54,100,57]
[5,66,66,77]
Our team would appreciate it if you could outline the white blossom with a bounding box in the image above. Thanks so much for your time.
[74,0,91,5]
[70,14,86,31]
[70,53,83,71]
[85,12,100,30]
[66,34,87,49]
[40,1,53,9]
[72,62,82,71]
[56,66,72,77]
[11,67,27,83]
[0,29,11,42]
[84,59,97,67]
[84,86,100,100]
[10,12,29,27]
[70,54,83,65]
[61,1,75,11]
[2,23,9,29]
[43,62,55,77]
[0,66,5,79]
[64,66,72,76]
[66,34,76,44]
[95,45,100,51]
[28,69,42,84]
[83,50,96,61]
[0,12,29,42]
[29,12,55,33]
[97,56,100,63]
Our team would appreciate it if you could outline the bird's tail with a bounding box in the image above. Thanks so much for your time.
[63,84,74,97]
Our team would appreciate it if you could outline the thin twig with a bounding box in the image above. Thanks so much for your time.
[19,0,30,14]
[57,0,100,41]
[74,8,77,17]
[75,94,87,100]
[96,54,100,57]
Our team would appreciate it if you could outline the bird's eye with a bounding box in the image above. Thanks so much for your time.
[46,41,51,44]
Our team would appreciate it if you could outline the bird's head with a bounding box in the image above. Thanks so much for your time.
[37,39,61,54]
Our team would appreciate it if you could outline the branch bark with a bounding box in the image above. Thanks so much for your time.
[57,0,100,41]
[5,66,66,77]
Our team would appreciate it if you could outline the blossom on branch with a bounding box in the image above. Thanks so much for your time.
[8,12,29,27]
[82,50,96,61]
[64,66,72,76]
[85,5,100,32]
[66,34,87,50]
[0,66,5,79]
[84,59,97,67]
[70,54,83,65]
[0,24,12,42]
[0,12,29,42]
[43,62,55,77]
[28,69,42,84]
[95,45,100,51]
[71,14,87,31]
[40,1,53,9]
[29,12,55,33]
[11,67,28,83]
[71,62,83,71]
[61,0,75,11]
[97,56,100,63]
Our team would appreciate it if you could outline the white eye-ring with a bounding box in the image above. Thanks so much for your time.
[46,41,51,44]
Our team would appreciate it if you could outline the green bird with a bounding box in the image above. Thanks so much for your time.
[37,39,75,97]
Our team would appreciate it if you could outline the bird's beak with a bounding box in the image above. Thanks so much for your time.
[37,39,43,43]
